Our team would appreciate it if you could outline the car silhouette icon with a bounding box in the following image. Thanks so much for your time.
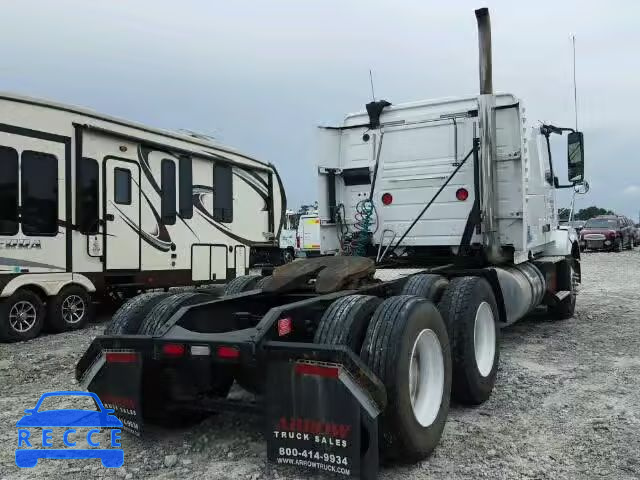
[15,391,124,468]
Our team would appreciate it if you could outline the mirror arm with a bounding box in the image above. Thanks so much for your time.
[542,129,556,186]
[541,124,583,187]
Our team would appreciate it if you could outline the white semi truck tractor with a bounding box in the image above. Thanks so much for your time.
[80,8,585,478]
[316,9,583,324]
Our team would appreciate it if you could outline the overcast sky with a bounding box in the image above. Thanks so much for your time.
[2,1,639,219]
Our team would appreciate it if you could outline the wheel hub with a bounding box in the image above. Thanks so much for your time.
[9,301,37,332]
[409,328,445,427]
[474,302,496,377]
[62,295,85,324]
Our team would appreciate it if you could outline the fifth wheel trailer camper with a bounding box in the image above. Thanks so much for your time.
[0,93,286,341]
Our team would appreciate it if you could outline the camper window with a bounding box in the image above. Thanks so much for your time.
[179,156,193,219]
[114,168,131,205]
[213,164,233,223]
[161,159,177,225]
[0,145,19,235]
[21,151,58,236]
[77,157,99,234]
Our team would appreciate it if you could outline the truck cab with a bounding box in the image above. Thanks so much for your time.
[315,94,584,266]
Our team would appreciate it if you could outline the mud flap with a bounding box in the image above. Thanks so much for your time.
[266,360,379,479]
[79,350,144,436]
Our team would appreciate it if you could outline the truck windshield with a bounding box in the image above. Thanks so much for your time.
[585,219,617,229]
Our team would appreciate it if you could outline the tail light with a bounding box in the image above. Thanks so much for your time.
[105,352,138,363]
[162,343,185,357]
[381,193,393,205]
[456,188,469,201]
[217,346,240,359]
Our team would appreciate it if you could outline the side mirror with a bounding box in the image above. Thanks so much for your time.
[567,131,584,183]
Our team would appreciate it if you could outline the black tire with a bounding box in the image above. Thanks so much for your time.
[46,285,92,332]
[141,366,223,427]
[548,258,577,320]
[314,295,381,351]
[401,274,449,303]
[104,292,173,335]
[360,295,451,462]
[139,292,212,335]
[194,285,225,297]
[234,368,266,395]
[438,276,500,405]
[614,239,622,252]
[283,248,295,263]
[0,290,45,342]
[224,275,262,295]
[256,275,272,289]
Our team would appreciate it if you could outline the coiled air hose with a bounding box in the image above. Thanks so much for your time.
[352,199,375,256]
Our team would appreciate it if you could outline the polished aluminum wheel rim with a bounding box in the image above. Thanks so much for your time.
[9,301,37,332]
[409,328,445,427]
[62,295,85,324]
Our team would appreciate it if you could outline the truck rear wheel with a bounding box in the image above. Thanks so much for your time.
[224,275,262,295]
[314,295,381,351]
[139,292,234,400]
[401,274,449,303]
[139,292,213,335]
[104,291,172,335]
[438,276,500,405]
[47,285,92,332]
[0,290,45,342]
[360,295,451,462]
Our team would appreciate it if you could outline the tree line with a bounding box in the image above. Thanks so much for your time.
[558,206,615,221]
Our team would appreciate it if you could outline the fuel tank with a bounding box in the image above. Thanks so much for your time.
[493,262,546,326]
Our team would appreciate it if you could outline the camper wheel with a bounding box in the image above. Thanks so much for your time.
[47,286,93,332]
[0,290,45,342]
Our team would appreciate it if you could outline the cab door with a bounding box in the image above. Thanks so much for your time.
[104,158,140,271]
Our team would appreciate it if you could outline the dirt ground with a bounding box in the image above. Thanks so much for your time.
[1,250,639,480]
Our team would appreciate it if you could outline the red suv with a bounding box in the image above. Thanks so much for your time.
[580,215,635,252]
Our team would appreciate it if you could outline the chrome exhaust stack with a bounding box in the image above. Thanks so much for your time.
[475,7,493,95]
[475,8,504,263]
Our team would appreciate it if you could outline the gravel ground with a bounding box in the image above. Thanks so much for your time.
[1,251,639,479]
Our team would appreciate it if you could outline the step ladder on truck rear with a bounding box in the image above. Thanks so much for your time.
[76,8,585,479]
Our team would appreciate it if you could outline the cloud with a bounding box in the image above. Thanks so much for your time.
[623,185,640,196]
[2,0,640,212]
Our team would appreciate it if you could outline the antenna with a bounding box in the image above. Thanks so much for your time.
[369,69,376,102]
[571,34,578,130]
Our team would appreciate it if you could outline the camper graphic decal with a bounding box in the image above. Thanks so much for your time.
[104,146,270,251]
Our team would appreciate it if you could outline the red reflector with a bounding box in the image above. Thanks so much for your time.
[105,352,138,363]
[381,192,393,205]
[456,188,469,201]
[278,317,292,336]
[162,343,185,357]
[217,346,240,359]
[294,363,340,378]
